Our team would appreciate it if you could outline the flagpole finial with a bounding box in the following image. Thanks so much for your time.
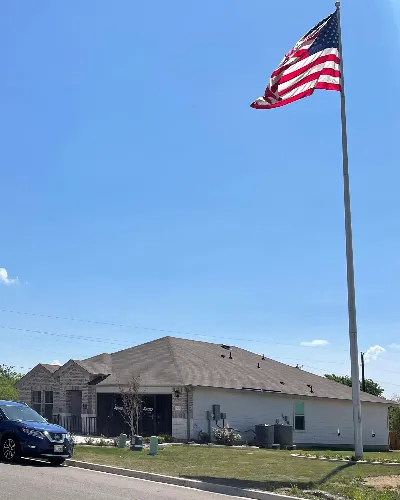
[335,1,341,8]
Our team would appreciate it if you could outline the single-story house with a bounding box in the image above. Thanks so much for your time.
[15,336,392,450]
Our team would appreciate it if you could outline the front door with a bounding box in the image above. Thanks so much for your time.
[69,390,82,433]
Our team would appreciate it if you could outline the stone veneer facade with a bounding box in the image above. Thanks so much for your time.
[16,365,194,440]
[17,361,97,418]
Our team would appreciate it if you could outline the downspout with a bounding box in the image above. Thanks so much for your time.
[186,386,191,442]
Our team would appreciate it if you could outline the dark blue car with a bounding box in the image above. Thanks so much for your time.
[0,400,74,465]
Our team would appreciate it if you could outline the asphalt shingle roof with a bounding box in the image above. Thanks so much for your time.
[78,336,389,404]
[40,364,61,373]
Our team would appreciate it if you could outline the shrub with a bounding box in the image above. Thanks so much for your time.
[160,434,175,443]
[97,434,108,446]
[84,436,94,445]
[213,427,241,446]
[198,430,210,444]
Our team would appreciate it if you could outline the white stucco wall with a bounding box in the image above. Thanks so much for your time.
[192,387,389,450]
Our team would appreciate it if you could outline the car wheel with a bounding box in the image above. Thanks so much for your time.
[48,458,66,466]
[1,436,21,462]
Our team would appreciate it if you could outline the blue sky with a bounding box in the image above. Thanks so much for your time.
[1,0,399,396]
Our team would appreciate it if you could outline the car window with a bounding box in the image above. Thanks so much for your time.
[0,405,47,423]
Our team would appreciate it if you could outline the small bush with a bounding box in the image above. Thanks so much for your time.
[160,434,175,443]
[97,434,108,447]
[84,436,94,445]
[198,431,210,444]
[213,427,241,446]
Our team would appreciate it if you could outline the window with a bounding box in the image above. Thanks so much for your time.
[44,391,53,421]
[294,401,305,431]
[31,391,42,414]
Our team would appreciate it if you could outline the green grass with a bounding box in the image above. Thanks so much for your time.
[73,446,400,499]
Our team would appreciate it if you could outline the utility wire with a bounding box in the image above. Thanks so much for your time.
[0,308,357,354]
[2,320,400,371]
[1,308,397,364]
[2,321,400,376]
[0,323,360,358]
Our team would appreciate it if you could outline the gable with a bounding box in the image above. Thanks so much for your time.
[15,364,55,389]
[54,359,91,380]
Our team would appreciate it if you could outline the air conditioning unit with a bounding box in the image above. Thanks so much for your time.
[255,424,274,448]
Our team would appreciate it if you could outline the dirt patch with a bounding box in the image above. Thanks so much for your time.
[364,475,400,489]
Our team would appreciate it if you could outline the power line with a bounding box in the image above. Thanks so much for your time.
[0,325,131,347]
[1,310,400,384]
[2,320,400,375]
[2,307,398,364]
[0,308,351,353]
[0,322,353,356]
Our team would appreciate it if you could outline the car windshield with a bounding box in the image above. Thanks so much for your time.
[0,405,47,423]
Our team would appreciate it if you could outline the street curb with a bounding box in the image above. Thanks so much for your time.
[66,459,300,500]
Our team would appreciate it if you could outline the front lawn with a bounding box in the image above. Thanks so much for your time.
[73,446,400,499]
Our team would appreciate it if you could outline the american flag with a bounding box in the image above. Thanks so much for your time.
[251,11,341,109]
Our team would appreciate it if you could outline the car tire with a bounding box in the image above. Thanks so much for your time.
[1,436,21,462]
[48,458,66,466]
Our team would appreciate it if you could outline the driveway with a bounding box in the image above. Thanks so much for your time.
[1,459,240,500]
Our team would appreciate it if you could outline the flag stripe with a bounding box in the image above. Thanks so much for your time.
[252,81,340,109]
[280,67,340,97]
[278,51,340,85]
[251,75,341,109]
[254,88,315,109]
[278,58,340,93]
[279,76,340,100]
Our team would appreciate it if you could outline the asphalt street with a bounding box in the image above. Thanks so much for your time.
[1,459,239,500]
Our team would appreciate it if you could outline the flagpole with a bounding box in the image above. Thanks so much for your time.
[335,1,363,459]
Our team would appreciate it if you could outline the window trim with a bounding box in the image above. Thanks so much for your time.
[44,391,54,421]
[31,390,42,414]
[294,401,305,432]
